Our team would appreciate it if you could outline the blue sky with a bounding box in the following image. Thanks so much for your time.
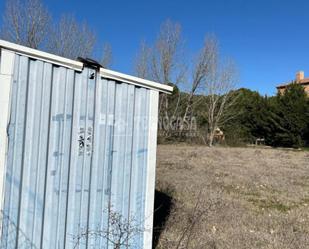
[1,0,309,95]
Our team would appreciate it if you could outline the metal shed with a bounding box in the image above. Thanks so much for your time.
[0,40,173,249]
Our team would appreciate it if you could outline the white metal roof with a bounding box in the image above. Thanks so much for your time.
[0,39,173,93]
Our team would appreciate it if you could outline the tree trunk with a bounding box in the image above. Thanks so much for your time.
[208,132,214,147]
[182,93,194,131]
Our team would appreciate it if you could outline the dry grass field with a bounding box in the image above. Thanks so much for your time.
[154,145,309,249]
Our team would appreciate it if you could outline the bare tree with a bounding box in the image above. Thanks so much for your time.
[203,59,238,146]
[134,20,186,122]
[182,35,218,128]
[1,0,51,48]
[134,40,151,79]
[1,0,103,60]
[153,20,186,119]
[47,14,96,59]
[101,42,113,68]
[151,20,184,85]
[134,22,238,142]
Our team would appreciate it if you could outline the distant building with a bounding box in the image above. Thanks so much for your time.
[276,71,309,95]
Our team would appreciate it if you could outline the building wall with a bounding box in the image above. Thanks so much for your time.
[277,84,309,95]
[0,52,157,249]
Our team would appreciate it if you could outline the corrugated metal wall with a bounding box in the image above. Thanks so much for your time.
[1,54,150,249]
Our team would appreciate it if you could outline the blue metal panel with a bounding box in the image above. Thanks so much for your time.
[89,78,116,249]
[128,87,149,249]
[1,54,151,249]
[41,65,76,249]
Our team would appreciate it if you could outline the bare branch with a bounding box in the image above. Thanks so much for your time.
[47,14,96,59]
[151,19,185,85]
[73,209,144,249]
[134,40,151,79]
[183,35,218,125]
[203,58,239,146]
[134,20,187,124]
[101,42,113,68]
[1,0,51,49]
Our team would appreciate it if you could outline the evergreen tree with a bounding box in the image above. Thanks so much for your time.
[269,83,309,147]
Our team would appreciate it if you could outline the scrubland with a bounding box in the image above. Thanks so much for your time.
[154,145,309,249]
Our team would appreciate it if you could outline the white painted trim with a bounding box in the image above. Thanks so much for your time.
[0,49,15,224]
[0,40,173,93]
[0,40,83,71]
[144,90,159,249]
[100,68,173,94]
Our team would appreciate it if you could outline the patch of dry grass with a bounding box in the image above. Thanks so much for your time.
[155,145,309,249]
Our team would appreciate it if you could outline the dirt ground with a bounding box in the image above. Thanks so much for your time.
[154,145,309,249]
